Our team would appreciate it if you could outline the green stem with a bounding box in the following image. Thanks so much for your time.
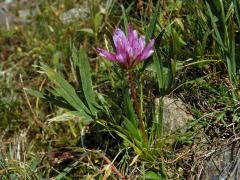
[127,70,146,139]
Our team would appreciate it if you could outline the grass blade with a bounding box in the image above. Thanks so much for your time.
[146,1,160,41]
[76,48,98,115]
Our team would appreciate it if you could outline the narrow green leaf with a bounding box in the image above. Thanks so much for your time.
[123,117,142,142]
[114,129,143,155]
[120,4,129,35]
[154,98,164,139]
[233,0,240,26]
[119,2,134,33]
[40,63,91,116]
[48,111,92,125]
[153,48,166,95]
[206,2,226,50]
[25,88,45,99]
[26,88,74,110]
[77,28,94,35]
[52,52,60,71]
[145,171,161,180]
[146,0,160,41]
[123,89,137,125]
[155,30,165,48]
[142,1,160,70]
[94,12,103,33]
[77,48,98,115]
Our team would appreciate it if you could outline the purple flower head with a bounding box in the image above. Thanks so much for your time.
[97,24,155,69]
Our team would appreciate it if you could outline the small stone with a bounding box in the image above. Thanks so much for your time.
[0,5,11,28]
[59,3,90,24]
[155,97,193,134]
[18,9,30,20]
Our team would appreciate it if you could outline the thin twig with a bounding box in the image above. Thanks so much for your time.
[98,152,125,180]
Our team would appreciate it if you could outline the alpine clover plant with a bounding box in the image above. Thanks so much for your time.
[97,24,155,138]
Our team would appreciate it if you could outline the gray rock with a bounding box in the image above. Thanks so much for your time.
[0,5,11,29]
[18,9,30,20]
[0,1,35,28]
[5,0,14,4]
[59,2,90,24]
[155,97,193,134]
[199,142,240,180]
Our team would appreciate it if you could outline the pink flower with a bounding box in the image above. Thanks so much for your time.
[97,25,155,69]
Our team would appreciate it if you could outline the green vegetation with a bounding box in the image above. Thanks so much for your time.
[1,0,240,179]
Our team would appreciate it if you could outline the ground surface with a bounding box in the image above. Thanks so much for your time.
[0,0,240,179]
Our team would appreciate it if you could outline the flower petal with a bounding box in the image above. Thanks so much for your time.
[132,36,146,59]
[136,39,155,61]
[113,28,127,51]
[112,28,130,64]
[97,48,117,61]
[116,54,128,67]
[115,40,129,63]
[128,24,138,46]
[138,36,146,52]
[97,24,154,69]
